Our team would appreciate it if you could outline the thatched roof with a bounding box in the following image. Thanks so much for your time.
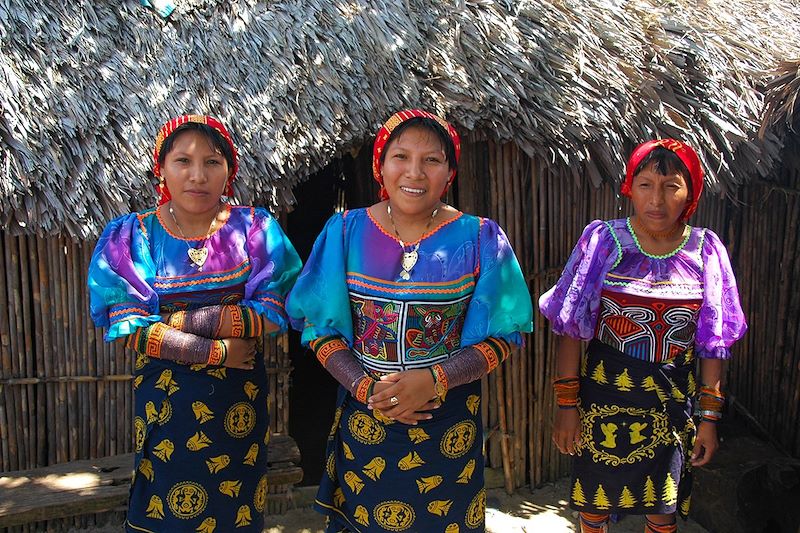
[2,0,799,238]
[760,59,800,142]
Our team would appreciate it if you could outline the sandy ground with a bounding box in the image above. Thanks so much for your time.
[67,477,709,532]
[261,478,709,533]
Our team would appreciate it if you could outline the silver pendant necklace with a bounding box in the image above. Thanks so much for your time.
[168,201,220,271]
[386,203,439,280]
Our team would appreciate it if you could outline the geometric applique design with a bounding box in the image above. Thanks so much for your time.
[596,290,701,362]
[349,291,470,373]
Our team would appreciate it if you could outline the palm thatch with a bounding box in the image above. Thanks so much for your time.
[2,0,799,238]
[760,59,800,141]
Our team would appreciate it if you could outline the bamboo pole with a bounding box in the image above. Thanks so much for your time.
[4,232,21,470]
[17,236,34,469]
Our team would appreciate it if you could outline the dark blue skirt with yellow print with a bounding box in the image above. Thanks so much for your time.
[570,340,695,518]
[316,380,486,533]
[125,354,270,533]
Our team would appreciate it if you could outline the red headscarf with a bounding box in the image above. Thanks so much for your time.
[372,109,461,201]
[153,114,239,205]
[622,138,704,220]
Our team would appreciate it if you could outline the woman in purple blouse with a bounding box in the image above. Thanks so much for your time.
[539,139,746,533]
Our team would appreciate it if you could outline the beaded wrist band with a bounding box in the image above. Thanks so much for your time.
[553,376,579,409]
[698,385,725,423]
[310,336,350,367]
[207,339,227,366]
[429,364,449,402]
[353,375,376,404]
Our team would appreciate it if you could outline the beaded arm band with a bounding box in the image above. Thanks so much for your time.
[166,305,263,339]
[127,321,227,366]
[310,336,375,404]
[553,376,579,409]
[433,337,513,402]
[698,385,725,423]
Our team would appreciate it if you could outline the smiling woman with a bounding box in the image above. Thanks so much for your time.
[286,109,533,532]
[87,114,302,532]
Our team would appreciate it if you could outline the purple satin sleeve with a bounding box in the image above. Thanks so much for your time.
[695,230,747,359]
[538,220,617,340]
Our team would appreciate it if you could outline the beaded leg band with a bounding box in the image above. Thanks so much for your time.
[579,512,609,533]
[645,517,677,533]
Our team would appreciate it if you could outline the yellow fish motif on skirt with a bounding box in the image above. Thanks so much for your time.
[155,369,179,395]
[138,458,154,482]
[235,504,251,527]
[333,487,346,507]
[342,441,355,460]
[362,456,386,481]
[196,517,216,533]
[187,431,213,451]
[243,443,259,466]
[416,475,443,494]
[372,408,395,425]
[445,524,460,533]
[144,401,159,424]
[466,395,480,415]
[457,459,476,484]
[152,439,174,462]
[408,427,431,444]
[398,450,425,470]
[207,367,227,380]
[190,364,206,372]
[219,479,242,497]
[133,374,143,390]
[145,495,164,519]
[344,470,365,494]
[354,504,370,526]
[244,381,259,400]
[427,499,453,516]
[191,401,215,423]
[206,454,230,474]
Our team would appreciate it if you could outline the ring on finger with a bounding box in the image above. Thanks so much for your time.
[389,396,399,406]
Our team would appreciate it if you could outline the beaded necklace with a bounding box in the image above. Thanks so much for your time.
[386,203,439,280]
[168,201,221,271]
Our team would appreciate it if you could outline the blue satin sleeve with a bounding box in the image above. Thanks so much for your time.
[286,213,354,346]
[88,214,161,341]
[460,218,533,347]
[242,207,303,332]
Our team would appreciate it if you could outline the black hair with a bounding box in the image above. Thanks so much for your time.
[379,117,458,174]
[157,122,235,172]
[632,146,693,199]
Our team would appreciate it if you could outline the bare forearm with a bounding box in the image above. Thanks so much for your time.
[700,358,723,390]
[557,335,581,378]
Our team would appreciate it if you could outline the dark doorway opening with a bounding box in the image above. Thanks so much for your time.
[285,147,374,486]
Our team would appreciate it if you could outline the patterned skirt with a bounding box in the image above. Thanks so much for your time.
[570,340,696,518]
[315,380,486,532]
[125,354,270,533]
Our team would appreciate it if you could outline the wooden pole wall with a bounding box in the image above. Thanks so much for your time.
[0,234,292,475]
[0,136,797,518]
[455,135,795,491]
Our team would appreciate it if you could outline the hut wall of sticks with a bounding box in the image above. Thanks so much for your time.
[1,0,800,521]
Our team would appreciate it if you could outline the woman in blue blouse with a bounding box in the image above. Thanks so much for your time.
[287,109,533,532]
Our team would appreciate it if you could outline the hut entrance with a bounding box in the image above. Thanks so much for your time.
[285,147,375,486]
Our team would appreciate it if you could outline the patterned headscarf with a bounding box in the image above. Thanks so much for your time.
[153,114,239,205]
[372,109,461,201]
[622,138,704,220]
